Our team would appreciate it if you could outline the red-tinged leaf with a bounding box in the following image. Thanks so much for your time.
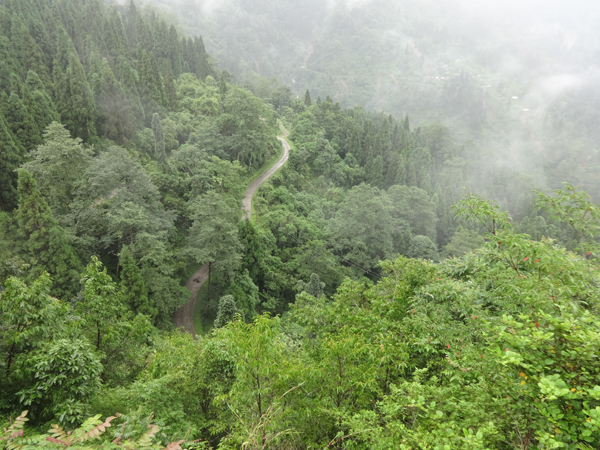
[523,257,529,261]
[46,437,69,445]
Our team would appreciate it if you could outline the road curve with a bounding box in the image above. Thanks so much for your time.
[174,124,291,336]
[242,126,290,220]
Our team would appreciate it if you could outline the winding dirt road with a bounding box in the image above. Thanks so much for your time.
[173,124,290,336]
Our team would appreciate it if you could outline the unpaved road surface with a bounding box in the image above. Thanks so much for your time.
[242,130,290,220]
[174,125,290,336]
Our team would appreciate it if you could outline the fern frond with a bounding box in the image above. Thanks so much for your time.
[6,434,47,450]
[137,424,160,448]
[48,423,69,443]
[3,411,29,439]
[77,416,116,443]
[163,439,185,450]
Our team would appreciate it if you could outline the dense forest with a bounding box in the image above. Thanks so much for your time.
[1,0,600,449]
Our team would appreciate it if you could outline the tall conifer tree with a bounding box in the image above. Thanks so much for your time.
[304,89,312,106]
[0,110,23,211]
[16,169,81,299]
[119,245,154,318]
[23,70,60,134]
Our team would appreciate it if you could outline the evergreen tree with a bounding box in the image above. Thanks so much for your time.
[119,245,154,318]
[65,52,97,141]
[366,154,384,188]
[192,36,211,79]
[238,219,264,283]
[96,58,135,143]
[214,294,240,328]
[226,269,259,321]
[304,89,312,107]
[16,169,81,299]
[168,24,182,76]
[116,56,144,128]
[86,49,103,96]
[0,110,23,211]
[5,86,40,151]
[405,150,417,187]
[161,60,177,111]
[297,273,325,299]
[138,49,165,116]
[13,18,51,88]
[0,33,22,93]
[151,112,167,167]
[23,70,60,134]
[54,38,98,142]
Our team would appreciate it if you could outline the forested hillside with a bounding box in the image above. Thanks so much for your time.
[2,0,600,449]
[145,0,600,207]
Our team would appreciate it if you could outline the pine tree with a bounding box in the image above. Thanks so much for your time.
[54,32,98,142]
[0,110,23,211]
[161,60,177,111]
[116,56,144,128]
[125,0,137,48]
[138,49,165,116]
[23,70,60,134]
[4,86,40,151]
[119,245,154,318]
[366,155,384,188]
[192,36,211,79]
[405,149,417,187]
[0,33,22,93]
[168,24,182,76]
[151,112,167,167]
[16,169,81,299]
[86,49,103,96]
[304,89,312,107]
[96,58,135,142]
[65,52,97,141]
[13,18,51,88]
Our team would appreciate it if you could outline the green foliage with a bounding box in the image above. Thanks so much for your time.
[119,246,153,319]
[330,183,394,272]
[453,192,512,236]
[442,226,485,258]
[536,183,600,258]
[18,338,102,427]
[214,295,240,328]
[186,191,241,281]
[296,273,325,299]
[406,234,438,260]
[16,169,81,299]
[77,257,152,386]
[0,410,184,449]
[22,122,92,216]
[0,110,23,211]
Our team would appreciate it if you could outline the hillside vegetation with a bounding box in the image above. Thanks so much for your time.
[1,0,600,449]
